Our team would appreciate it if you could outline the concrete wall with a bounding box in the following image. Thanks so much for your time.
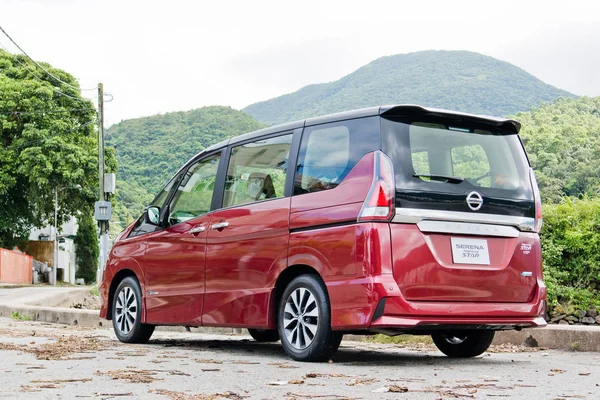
[0,248,33,284]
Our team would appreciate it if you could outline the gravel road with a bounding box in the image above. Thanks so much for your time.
[0,318,598,399]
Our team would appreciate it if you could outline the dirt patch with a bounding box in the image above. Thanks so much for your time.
[70,291,101,310]
[0,335,105,360]
[96,369,191,384]
[149,389,247,400]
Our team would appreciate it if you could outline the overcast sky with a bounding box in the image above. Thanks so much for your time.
[2,0,600,126]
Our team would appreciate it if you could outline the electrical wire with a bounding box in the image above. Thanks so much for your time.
[0,40,96,106]
[0,24,96,92]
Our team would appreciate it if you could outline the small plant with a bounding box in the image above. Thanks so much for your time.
[570,342,581,351]
[11,311,32,321]
[90,286,100,297]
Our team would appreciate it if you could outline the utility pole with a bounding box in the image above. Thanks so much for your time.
[96,83,108,284]
[53,188,58,286]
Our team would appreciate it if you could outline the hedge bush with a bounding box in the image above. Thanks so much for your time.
[541,197,600,309]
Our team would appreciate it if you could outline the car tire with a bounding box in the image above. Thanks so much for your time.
[247,329,280,342]
[112,276,155,343]
[431,330,495,358]
[277,274,343,362]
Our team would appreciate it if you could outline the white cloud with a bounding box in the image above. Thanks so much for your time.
[2,0,599,125]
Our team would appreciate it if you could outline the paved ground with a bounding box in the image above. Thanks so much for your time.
[0,318,598,399]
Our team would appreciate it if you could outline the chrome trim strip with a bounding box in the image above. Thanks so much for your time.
[188,226,206,234]
[392,208,535,232]
[211,221,229,230]
[417,220,520,238]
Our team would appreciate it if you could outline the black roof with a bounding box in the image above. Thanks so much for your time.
[202,104,521,154]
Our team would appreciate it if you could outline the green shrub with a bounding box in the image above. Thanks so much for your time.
[541,197,600,309]
[75,211,99,284]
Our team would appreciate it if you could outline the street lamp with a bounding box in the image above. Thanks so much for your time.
[53,184,82,286]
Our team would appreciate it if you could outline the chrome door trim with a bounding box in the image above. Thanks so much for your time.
[188,226,206,234]
[211,221,229,230]
[417,220,520,238]
[392,208,535,232]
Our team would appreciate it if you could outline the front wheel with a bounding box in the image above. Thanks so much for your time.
[277,275,342,362]
[112,276,155,343]
[431,330,495,358]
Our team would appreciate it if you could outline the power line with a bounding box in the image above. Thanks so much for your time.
[0,40,96,105]
[0,24,96,91]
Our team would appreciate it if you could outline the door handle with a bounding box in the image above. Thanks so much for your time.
[211,221,229,230]
[189,226,206,234]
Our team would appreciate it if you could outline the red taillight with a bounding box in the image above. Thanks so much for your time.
[358,151,395,222]
[530,168,543,232]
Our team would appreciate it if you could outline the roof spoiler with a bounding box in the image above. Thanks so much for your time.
[379,104,521,133]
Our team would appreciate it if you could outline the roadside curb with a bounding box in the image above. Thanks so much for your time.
[1,287,599,351]
[493,325,600,352]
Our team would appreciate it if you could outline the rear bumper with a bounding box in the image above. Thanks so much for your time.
[328,272,547,331]
[368,274,547,331]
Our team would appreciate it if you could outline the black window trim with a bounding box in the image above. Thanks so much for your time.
[212,129,302,211]
[292,116,380,197]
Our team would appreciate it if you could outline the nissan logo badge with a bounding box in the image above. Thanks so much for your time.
[466,191,483,211]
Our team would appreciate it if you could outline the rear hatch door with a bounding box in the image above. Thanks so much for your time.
[381,108,537,303]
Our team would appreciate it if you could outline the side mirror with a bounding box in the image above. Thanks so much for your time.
[145,206,161,225]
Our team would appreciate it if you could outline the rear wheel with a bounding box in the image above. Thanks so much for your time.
[431,330,495,358]
[248,329,279,342]
[112,277,155,343]
[277,275,343,362]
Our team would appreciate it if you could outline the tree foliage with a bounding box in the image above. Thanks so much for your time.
[0,49,116,248]
[541,198,600,309]
[105,106,266,227]
[74,210,99,284]
[243,50,574,126]
[515,97,600,202]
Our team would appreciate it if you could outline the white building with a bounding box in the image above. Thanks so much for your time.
[29,217,78,284]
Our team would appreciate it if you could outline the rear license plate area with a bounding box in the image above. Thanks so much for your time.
[450,237,490,265]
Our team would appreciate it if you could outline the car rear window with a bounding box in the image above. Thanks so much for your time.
[382,117,533,200]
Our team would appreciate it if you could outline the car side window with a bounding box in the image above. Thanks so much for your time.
[294,117,380,195]
[167,153,221,225]
[223,134,292,208]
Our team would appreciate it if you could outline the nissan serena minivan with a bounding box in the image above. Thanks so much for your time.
[100,105,546,362]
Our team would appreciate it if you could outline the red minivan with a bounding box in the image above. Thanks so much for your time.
[100,105,546,362]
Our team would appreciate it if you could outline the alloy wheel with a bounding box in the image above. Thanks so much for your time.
[115,286,137,335]
[283,287,319,349]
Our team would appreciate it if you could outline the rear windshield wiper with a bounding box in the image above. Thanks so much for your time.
[413,174,464,184]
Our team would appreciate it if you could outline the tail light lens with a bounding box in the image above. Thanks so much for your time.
[358,151,395,222]
[529,168,543,232]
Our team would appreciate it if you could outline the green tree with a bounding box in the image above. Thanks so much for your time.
[74,211,99,284]
[0,49,115,247]
[514,97,600,202]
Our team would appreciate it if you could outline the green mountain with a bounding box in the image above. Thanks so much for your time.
[243,50,575,125]
[106,106,266,227]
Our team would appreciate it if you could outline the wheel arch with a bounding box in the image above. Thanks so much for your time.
[106,269,141,320]
[269,264,327,328]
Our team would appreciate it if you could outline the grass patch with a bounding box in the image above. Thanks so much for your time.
[90,286,100,297]
[363,334,433,345]
[11,311,32,321]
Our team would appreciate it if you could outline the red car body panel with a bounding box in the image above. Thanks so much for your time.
[99,233,147,320]
[142,215,212,325]
[390,225,539,303]
[202,198,289,328]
